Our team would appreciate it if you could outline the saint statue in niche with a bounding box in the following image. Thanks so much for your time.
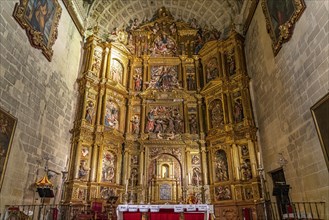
[241,159,252,181]
[226,50,236,76]
[189,114,198,134]
[210,100,224,128]
[162,165,169,178]
[233,99,244,123]
[134,74,142,91]
[78,160,90,179]
[130,115,140,134]
[85,101,94,124]
[206,57,219,83]
[192,167,201,186]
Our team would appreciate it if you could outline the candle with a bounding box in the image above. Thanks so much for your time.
[125,179,128,193]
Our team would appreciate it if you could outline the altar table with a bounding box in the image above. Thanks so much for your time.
[117,204,213,220]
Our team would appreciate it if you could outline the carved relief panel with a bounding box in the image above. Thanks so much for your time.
[78,146,91,180]
[101,149,117,183]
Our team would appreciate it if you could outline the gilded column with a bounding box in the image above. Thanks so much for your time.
[226,93,233,124]
[200,144,208,185]
[141,100,147,134]
[142,55,149,90]
[220,51,227,78]
[179,55,187,89]
[87,37,97,72]
[139,146,144,185]
[90,145,99,182]
[185,146,191,185]
[74,142,83,179]
[100,47,110,79]
[232,144,240,181]
[183,101,189,133]
[116,147,122,184]
[196,96,204,134]
[193,55,200,91]
[248,140,257,177]
[96,87,105,126]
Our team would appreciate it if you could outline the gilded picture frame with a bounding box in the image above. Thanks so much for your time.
[0,107,17,191]
[13,0,62,61]
[311,93,329,170]
[261,0,306,55]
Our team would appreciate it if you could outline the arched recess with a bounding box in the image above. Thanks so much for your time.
[147,153,183,203]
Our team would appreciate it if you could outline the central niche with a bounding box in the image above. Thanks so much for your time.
[147,153,182,202]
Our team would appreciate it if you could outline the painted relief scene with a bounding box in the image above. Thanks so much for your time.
[104,100,119,129]
[145,105,184,139]
[110,59,123,84]
[214,149,229,182]
[148,66,181,91]
[101,150,116,183]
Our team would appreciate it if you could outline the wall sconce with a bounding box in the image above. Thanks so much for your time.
[277,152,288,167]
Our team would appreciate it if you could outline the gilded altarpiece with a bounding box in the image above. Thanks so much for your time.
[65,7,262,219]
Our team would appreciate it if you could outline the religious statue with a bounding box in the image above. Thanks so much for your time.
[78,160,90,179]
[85,101,94,124]
[211,101,224,128]
[233,99,244,123]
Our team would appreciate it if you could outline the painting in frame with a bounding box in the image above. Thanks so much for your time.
[311,93,329,170]
[13,0,62,61]
[261,0,306,55]
[0,107,17,192]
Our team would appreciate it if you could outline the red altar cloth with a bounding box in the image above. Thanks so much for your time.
[123,212,141,220]
[122,209,204,220]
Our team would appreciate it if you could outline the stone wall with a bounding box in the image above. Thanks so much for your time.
[245,0,328,204]
[0,0,82,212]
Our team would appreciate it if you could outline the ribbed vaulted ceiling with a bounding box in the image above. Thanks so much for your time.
[73,0,246,37]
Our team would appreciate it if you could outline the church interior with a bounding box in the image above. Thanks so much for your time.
[0,0,328,219]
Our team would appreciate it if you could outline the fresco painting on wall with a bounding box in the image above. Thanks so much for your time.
[13,0,62,61]
[261,0,306,55]
[0,107,17,191]
[311,92,329,170]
